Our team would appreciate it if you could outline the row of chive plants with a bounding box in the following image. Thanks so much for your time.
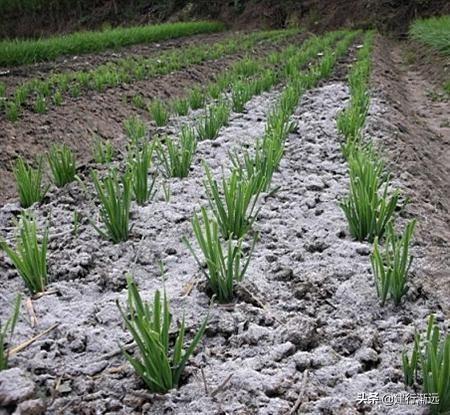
[0,29,298,122]
[337,31,449,414]
[0,21,225,67]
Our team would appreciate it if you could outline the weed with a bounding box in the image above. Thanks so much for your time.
[91,169,132,243]
[184,208,256,303]
[0,214,48,294]
[48,144,76,187]
[117,276,208,393]
[371,220,416,306]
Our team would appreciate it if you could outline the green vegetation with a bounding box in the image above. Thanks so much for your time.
[340,149,400,242]
[0,215,48,294]
[184,208,255,303]
[156,127,197,178]
[2,29,296,121]
[117,276,208,393]
[128,142,156,205]
[196,102,230,140]
[0,21,225,66]
[147,100,170,127]
[14,157,48,208]
[171,98,189,116]
[337,31,374,156]
[48,144,76,187]
[371,220,416,306]
[231,81,254,112]
[0,294,21,371]
[204,166,261,239]
[188,87,205,110]
[403,315,450,414]
[93,137,115,164]
[91,170,132,243]
[410,16,450,55]
[124,115,148,145]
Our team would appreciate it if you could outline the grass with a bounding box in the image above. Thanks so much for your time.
[0,21,226,66]
[128,142,156,206]
[14,156,48,208]
[0,294,21,371]
[0,214,48,294]
[93,137,115,164]
[155,127,197,178]
[117,276,208,393]
[340,148,400,242]
[204,165,261,239]
[410,16,450,55]
[196,102,230,140]
[184,208,256,303]
[48,144,76,187]
[147,100,170,127]
[91,169,132,243]
[403,314,450,414]
[371,220,416,306]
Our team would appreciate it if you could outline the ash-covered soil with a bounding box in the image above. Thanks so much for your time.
[0,78,441,414]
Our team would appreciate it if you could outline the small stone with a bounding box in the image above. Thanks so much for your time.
[165,247,177,255]
[355,245,370,256]
[0,368,35,406]
[274,267,294,281]
[14,399,46,415]
[304,175,325,191]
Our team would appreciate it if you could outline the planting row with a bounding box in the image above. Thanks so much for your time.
[0,21,225,67]
[0,29,297,121]
[0,30,357,392]
[337,31,449,414]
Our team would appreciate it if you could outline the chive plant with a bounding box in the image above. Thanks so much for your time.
[402,315,450,414]
[340,149,400,242]
[128,142,156,206]
[48,144,76,187]
[204,165,262,239]
[188,87,205,110]
[231,81,253,113]
[14,157,48,208]
[0,294,21,371]
[91,170,132,243]
[156,127,197,178]
[371,220,416,306]
[184,208,256,303]
[171,98,189,116]
[196,102,230,141]
[0,215,48,294]
[117,276,208,393]
[124,116,148,146]
[93,137,115,164]
[147,100,170,127]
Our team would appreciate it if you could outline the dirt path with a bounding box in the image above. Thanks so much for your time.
[367,35,450,316]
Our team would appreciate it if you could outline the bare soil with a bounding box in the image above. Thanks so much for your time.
[367,35,450,315]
